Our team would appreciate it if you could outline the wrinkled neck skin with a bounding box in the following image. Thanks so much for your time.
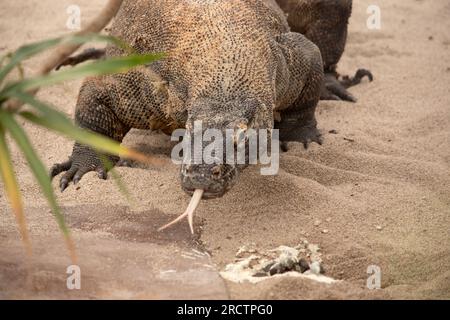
[180,96,273,199]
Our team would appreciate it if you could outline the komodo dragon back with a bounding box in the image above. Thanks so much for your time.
[106,0,293,115]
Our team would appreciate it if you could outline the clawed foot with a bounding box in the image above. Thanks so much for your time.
[279,125,323,152]
[50,144,117,192]
[321,69,373,102]
[50,159,108,192]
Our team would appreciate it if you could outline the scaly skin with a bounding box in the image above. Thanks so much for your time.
[276,0,373,102]
[52,0,326,197]
[60,0,373,103]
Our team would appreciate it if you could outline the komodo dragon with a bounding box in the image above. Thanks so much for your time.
[51,0,372,232]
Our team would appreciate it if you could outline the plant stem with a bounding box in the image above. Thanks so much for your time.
[3,0,124,112]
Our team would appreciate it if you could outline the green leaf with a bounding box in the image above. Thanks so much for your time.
[0,123,32,256]
[18,104,128,156]
[2,53,164,97]
[0,111,67,232]
[98,154,135,205]
[0,52,12,70]
[0,38,60,82]
[0,111,77,262]
[0,33,132,82]
[13,92,160,165]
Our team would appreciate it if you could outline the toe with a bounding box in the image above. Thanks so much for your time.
[96,167,108,180]
[316,135,324,145]
[60,167,78,192]
[355,69,374,82]
[280,141,289,152]
[50,160,72,179]
[327,83,356,102]
[73,167,93,185]
[116,159,133,167]
[320,86,342,101]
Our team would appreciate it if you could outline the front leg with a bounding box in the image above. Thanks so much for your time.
[51,78,130,191]
[275,32,323,150]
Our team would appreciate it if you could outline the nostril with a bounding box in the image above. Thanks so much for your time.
[211,165,221,178]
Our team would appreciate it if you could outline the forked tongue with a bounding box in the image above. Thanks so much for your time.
[158,189,204,234]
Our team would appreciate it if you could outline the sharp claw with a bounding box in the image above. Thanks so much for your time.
[50,166,58,179]
[97,168,107,180]
[60,179,69,192]
[280,141,289,152]
[355,69,374,82]
[117,159,132,167]
[50,160,72,179]
[345,95,357,103]
[326,93,341,101]
[327,84,356,102]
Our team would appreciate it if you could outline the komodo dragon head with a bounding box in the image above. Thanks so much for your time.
[180,97,272,199]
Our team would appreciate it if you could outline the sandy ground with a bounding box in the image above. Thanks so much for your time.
[0,0,449,299]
